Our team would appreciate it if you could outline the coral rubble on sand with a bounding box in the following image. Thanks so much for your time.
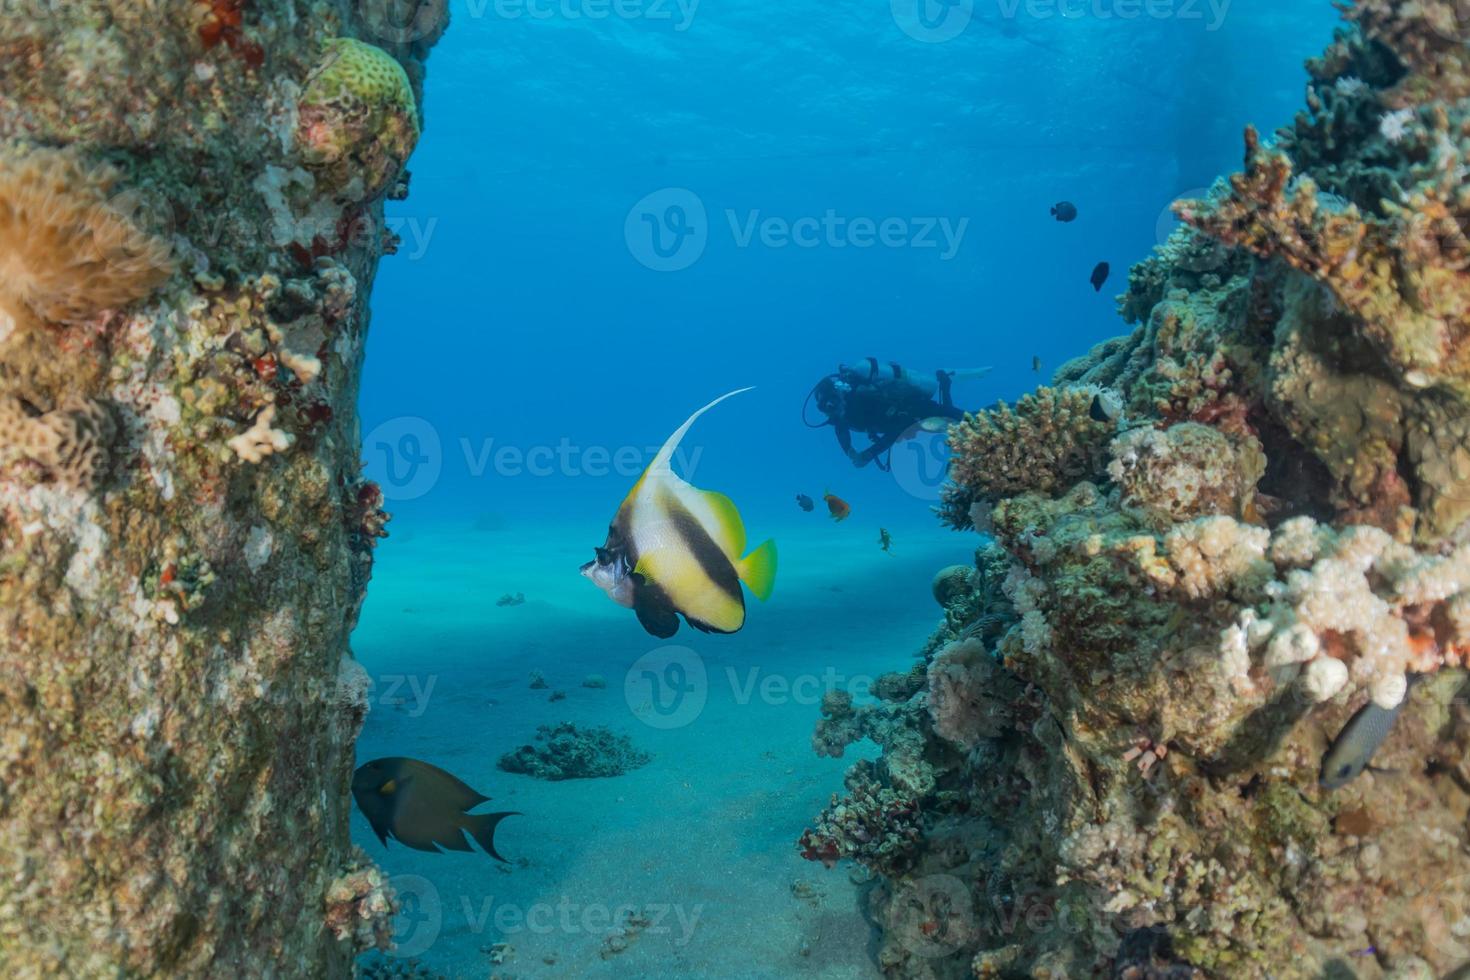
[498,722,653,780]
[802,5,1470,978]
[0,3,441,974]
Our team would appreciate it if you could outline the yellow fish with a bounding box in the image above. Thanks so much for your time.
[582,388,776,637]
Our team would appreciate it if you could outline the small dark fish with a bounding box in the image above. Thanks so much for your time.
[1089,394,1113,423]
[1320,695,1408,791]
[1032,355,1041,373]
[878,528,893,554]
[352,757,518,861]
[1090,262,1110,292]
[796,493,815,512]
[1050,201,1077,223]
[824,492,851,522]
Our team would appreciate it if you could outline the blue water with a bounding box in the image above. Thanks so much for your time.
[352,3,1341,976]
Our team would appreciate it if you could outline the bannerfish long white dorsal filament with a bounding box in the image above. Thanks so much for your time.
[580,388,777,638]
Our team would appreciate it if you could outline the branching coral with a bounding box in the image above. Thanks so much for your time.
[227,404,294,463]
[942,385,1115,528]
[0,145,174,334]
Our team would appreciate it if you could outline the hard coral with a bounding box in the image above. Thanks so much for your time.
[942,385,1114,529]
[296,39,420,203]
[0,145,173,333]
[1109,422,1266,527]
[0,394,119,489]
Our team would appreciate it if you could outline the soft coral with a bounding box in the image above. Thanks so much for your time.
[198,0,265,68]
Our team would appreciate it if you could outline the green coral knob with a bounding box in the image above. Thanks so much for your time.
[297,38,420,202]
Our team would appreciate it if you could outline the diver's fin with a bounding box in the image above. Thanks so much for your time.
[738,539,777,602]
[462,810,519,863]
[632,579,681,638]
[647,387,754,479]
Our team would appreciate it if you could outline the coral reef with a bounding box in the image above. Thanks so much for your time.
[497,723,652,780]
[804,6,1470,978]
[0,2,444,975]
[941,386,1116,530]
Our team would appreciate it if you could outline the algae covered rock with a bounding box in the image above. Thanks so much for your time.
[0,2,442,975]
[497,722,652,780]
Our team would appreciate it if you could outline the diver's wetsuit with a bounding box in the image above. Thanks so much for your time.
[813,358,967,469]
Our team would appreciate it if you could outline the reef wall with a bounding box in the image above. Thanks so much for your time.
[802,4,1470,978]
[0,1,444,973]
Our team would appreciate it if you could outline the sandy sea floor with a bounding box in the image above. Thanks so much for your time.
[351,515,971,978]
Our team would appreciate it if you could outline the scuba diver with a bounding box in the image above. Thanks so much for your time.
[804,358,991,470]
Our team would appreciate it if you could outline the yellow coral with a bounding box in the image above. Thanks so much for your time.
[946,386,1114,504]
[0,146,174,330]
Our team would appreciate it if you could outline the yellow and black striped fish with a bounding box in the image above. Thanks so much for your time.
[581,388,776,638]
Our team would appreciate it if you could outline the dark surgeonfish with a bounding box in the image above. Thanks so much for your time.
[1320,686,1413,791]
[581,388,777,638]
[1051,201,1077,222]
[796,493,815,512]
[1090,261,1111,292]
[352,757,518,861]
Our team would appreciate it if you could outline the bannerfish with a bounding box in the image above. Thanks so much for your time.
[796,493,815,512]
[878,528,893,553]
[1320,692,1410,791]
[1089,394,1116,423]
[1090,261,1111,292]
[1051,201,1077,222]
[581,388,777,638]
[824,492,851,522]
[352,757,518,862]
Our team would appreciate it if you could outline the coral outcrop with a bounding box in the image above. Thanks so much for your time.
[803,6,1470,978]
[0,2,443,975]
[497,723,653,780]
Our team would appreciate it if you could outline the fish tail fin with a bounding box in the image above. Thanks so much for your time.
[462,810,519,862]
[649,387,754,477]
[738,539,777,602]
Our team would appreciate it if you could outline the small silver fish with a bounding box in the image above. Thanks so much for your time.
[1320,694,1408,791]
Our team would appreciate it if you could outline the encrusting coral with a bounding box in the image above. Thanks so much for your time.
[0,2,444,975]
[802,5,1470,978]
